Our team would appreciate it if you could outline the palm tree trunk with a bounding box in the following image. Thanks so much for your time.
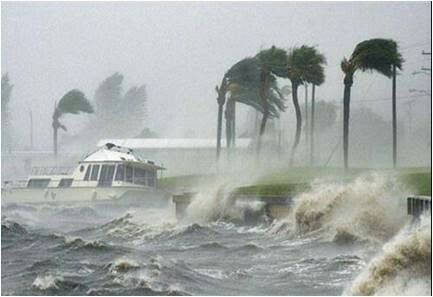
[289,83,301,167]
[52,104,59,156]
[215,79,227,162]
[257,70,270,161]
[304,84,309,165]
[232,101,236,147]
[257,112,268,158]
[343,79,352,170]
[216,103,224,160]
[225,103,231,151]
[310,84,316,167]
[53,126,58,156]
[392,65,397,168]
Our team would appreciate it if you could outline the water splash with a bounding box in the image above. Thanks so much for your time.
[286,174,409,243]
[345,214,431,295]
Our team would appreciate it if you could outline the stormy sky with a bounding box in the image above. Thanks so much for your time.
[2,1,431,150]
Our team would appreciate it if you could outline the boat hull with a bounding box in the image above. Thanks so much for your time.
[1,186,171,208]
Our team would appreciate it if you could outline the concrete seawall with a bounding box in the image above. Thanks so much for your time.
[174,193,432,222]
[173,192,293,221]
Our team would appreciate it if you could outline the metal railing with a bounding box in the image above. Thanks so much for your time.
[30,166,75,176]
[2,179,28,189]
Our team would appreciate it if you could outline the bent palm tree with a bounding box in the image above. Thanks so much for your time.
[341,38,402,169]
[255,46,289,156]
[215,77,228,160]
[53,89,93,155]
[286,45,326,166]
[224,55,286,157]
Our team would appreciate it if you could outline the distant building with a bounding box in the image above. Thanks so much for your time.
[97,138,253,176]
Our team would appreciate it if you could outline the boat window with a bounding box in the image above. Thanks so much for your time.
[147,170,155,187]
[115,164,124,181]
[125,165,133,183]
[134,167,146,186]
[84,165,92,181]
[27,179,50,188]
[90,165,100,181]
[98,165,115,187]
[58,178,73,188]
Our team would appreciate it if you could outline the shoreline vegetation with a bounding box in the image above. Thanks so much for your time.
[159,167,432,197]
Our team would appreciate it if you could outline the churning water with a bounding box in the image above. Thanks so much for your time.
[1,175,431,295]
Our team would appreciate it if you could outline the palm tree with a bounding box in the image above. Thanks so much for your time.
[2,74,13,153]
[216,52,287,162]
[341,38,402,169]
[53,89,93,155]
[224,56,286,157]
[255,46,289,156]
[286,45,326,167]
[215,77,228,161]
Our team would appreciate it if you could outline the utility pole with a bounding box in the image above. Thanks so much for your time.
[414,50,432,164]
[421,51,432,72]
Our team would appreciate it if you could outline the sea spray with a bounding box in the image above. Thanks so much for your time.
[346,214,431,295]
[183,168,254,222]
[271,174,409,242]
[185,181,240,222]
[32,275,63,291]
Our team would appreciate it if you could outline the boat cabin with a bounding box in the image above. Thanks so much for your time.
[25,143,164,189]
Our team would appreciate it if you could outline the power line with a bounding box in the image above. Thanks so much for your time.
[327,94,429,105]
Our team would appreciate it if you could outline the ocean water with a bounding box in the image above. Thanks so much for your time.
[1,175,431,295]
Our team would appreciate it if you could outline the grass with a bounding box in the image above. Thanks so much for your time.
[398,172,431,196]
[159,167,432,197]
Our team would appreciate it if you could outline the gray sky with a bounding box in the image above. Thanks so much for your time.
[2,1,431,149]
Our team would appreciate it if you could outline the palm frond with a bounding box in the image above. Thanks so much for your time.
[287,45,327,86]
[255,46,288,77]
[57,89,94,115]
[351,38,403,77]
[225,57,261,89]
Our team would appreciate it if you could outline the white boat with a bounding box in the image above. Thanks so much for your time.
[1,143,169,207]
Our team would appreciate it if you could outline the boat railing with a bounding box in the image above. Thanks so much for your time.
[2,179,28,189]
[31,166,75,176]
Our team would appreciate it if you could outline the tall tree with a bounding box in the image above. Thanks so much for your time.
[94,72,124,137]
[341,38,402,169]
[123,85,147,137]
[286,45,326,166]
[1,74,13,153]
[219,56,286,159]
[215,77,228,160]
[255,46,289,157]
[222,58,261,157]
[53,89,93,155]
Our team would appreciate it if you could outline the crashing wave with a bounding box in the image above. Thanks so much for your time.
[288,174,408,243]
[1,219,28,236]
[184,175,267,223]
[108,257,140,274]
[60,236,114,251]
[32,274,85,293]
[32,275,63,290]
[345,215,431,296]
